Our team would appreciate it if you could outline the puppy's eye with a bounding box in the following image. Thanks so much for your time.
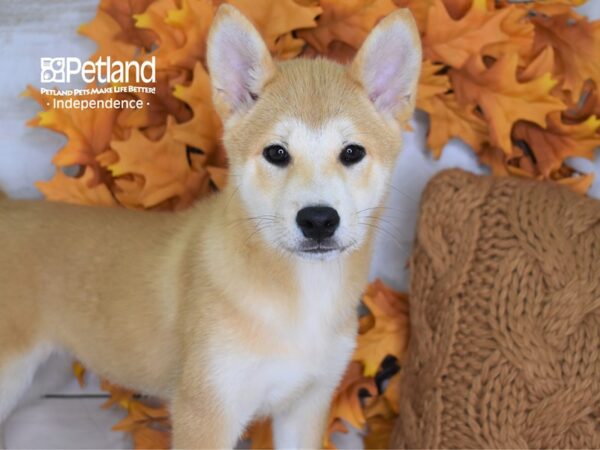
[340,144,366,166]
[263,145,291,167]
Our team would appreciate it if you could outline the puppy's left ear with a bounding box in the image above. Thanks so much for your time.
[207,5,275,122]
[350,9,422,122]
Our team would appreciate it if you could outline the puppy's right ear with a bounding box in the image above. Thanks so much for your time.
[207,5,275,122]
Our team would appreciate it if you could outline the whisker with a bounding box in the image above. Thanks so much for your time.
[384,182,418,202]
[354,205,417,215]
[358,222,413,249]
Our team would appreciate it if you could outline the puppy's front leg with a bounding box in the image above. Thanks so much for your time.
[171,391,242,449]
[272,384,335,450]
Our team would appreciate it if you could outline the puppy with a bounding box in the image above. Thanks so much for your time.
[0,5,421,449]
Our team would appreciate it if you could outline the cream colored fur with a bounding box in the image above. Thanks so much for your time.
[0,5,420,449]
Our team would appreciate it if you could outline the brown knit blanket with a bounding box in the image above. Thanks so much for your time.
[391,169,600,449]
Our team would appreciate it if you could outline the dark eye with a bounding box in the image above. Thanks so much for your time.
[340,144,366,166]
[263,144,291,167]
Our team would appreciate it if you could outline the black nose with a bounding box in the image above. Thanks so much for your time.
[296,206,340,240]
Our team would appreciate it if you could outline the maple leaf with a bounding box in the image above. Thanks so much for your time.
[506,163,595,195]
[36,168,117,207]
[482,7,535,65]
[396,1,428,31]
[109,120,212,209]
[72,361,87,388]
[417,61,488,156]
[24,86,119,174]
[79,10,139,60]
[554,171,595,194]
[227,0,322,59]
[513,112,600,176]
[297,0,397,56]
[450,53,565,154]
[96,0,157,50]
[423,0,513,69]
[531,11,600,97]
[352,281,409,377]
[133,0,184,68]
[246,419,274,450]
[171,63,223,161]
[326,361,378,442]
[417,60,451,106]
[151,0,215,70]
[100,379,136,410]
[363,416,396,449]
[116,69,191,134]
[423,94,489,158]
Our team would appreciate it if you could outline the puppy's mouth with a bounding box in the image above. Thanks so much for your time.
[292,238,351,259]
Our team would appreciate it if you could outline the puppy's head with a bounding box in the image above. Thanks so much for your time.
[207,5,421,260]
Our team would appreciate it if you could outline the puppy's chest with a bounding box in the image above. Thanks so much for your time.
[241,318,352,415]
[211,282,355,415]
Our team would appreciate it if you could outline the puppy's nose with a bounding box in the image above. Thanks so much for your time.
[296,206,340,240]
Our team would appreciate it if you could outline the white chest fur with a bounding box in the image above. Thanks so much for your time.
[208,261,357,421]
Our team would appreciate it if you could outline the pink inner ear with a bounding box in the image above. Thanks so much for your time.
[221,43,253,105]
[215,22,262,107]
[368,58,405,111]
[362,24,419,113]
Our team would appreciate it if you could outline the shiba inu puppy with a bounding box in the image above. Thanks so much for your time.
[0,5,420,449]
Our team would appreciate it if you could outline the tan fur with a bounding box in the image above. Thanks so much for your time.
[0,6,420,449]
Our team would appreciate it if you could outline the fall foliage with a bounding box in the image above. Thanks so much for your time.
[26,0,599,447]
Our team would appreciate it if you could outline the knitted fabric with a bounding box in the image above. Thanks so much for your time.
[391,169,600,449]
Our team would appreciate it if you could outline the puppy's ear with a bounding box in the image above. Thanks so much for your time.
[207,5,275,121]
[350,9,422,122]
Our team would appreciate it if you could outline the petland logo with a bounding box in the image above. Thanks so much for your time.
[40,56,156,84]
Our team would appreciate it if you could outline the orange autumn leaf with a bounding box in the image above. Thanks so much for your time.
[132,427,171,450]
[96,0,157,50]
[417,60,451,106]
[363,416,396,449]
[532,11,600,97]
[450,53,565,154]
[171,63,223,160]
[513,113,600,177]
[393,0,433,31]
[36,168,117,207]
[555,171,595,194]
[155,0,215,70]
[133,0,186,69]
[72,361,87,388]
[327,361,377,440]
[100,380,136,409]
[227,0,322,59]
[352,281,409,377]
[423,93,489,158]
[116,69,191,132]
[417,60,488,156]
[246,419,274,450]
[297,0,397,56]
[111,400,169,431]
[423,0,513,69]
[109,122,212,209]
[506,163,595,195]
[24,86,119,175]
[79,10,139,60]
[482,7,535,65]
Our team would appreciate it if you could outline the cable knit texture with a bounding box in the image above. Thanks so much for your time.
[391,169,600,449]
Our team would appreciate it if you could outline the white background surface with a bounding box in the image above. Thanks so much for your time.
[0,0,599,448]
